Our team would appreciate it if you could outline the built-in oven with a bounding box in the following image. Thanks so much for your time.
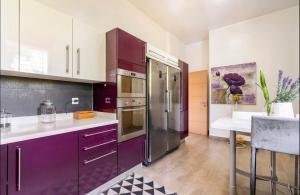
[117,69,146,98]
[117,98,146,142]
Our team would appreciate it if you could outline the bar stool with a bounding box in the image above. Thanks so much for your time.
[250,116,300,195]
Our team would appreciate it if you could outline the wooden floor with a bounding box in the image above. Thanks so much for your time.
[137,134,296,195]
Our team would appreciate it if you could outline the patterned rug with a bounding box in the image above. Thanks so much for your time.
[100,173,177,195]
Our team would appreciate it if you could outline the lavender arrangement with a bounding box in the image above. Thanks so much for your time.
[274,70,300,103]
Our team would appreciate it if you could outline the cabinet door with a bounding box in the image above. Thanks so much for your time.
[118,135,145,174]
[73,20,105,82]
[0,145,8,195]
[117,29,146,67]
[8,133,78,195]
[0,0,19,71]
[19,0,72,77]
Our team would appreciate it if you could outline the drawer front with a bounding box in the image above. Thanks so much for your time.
[79,141,117,165]
[79,124,117,147]
[79,151,117,195]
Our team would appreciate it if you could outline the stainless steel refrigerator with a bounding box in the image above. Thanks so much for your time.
[146,58,181,163]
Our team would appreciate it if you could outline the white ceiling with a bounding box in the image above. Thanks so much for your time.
[128,0,299,44]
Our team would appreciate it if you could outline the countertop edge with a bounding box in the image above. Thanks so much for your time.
[1,120,118,145]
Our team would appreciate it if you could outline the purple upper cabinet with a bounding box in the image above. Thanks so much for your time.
[106,28,146,82]
[118,135,145,174]
[179,60,189,139]
[117,29,146,67]
[7,132,78,195]
[0,145,8,195]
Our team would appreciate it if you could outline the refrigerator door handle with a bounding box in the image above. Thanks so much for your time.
[165,90,169,112]
[169,90,172,113]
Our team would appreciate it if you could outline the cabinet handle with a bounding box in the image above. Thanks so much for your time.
[66,45,70,73]
[83,129,116,138]
[84,150,116,165]
[83,139,116,151]
[16,147,21,191]
[77,48,80,75]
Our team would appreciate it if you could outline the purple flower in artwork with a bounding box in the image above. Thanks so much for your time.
[230,85,243,95]
[223,73,245,86]
[215,71,220,77]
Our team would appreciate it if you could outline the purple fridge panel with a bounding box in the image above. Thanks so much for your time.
[179,60,189,139]
[7,132,78,195]
[179,60,189,111]
[118,135,145,174]
[0,145,7,195]
[93,82,117,113]
[180,110,189,139]
[79,151,117,195]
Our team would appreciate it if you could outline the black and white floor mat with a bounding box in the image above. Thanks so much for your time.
[100,173,177,195]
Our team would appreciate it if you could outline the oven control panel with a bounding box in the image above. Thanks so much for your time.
[117,98,146,107]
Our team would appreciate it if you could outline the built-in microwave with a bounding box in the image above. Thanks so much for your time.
[117,69,146,98]
[117,98,146,142]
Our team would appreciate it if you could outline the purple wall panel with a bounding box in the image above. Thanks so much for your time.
[7,132,78,195]
[93,82,117,113]
[179,60,189,139]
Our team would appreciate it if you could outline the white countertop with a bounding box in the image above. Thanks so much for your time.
[0,112,118,145]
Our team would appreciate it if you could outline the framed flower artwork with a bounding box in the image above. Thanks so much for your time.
[211,62,257,105]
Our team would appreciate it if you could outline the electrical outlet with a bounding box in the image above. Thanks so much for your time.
[72,97,79,105]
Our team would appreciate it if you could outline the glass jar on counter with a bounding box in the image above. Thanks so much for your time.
[0,109,12,129]
[39,100,56,123]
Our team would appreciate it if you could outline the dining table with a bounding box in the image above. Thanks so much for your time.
[211,112,300,195]
[211,115,251,195]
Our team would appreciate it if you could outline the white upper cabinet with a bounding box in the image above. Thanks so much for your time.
[1,0,19,71]
[19,0,73,77]
[73,20,105,82]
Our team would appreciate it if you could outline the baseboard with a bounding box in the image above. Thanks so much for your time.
[87,164,143,195]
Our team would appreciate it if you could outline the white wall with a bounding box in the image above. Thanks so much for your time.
[36,0,185,61]
[209,6,299,137]
[184,40,209,72]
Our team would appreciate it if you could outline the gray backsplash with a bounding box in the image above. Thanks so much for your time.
[0,76,93,117]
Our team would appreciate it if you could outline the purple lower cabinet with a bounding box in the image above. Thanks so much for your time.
[79,124,118,195]
[7,132,78,195]
[0,145,8,195]
[118,135,145,174]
